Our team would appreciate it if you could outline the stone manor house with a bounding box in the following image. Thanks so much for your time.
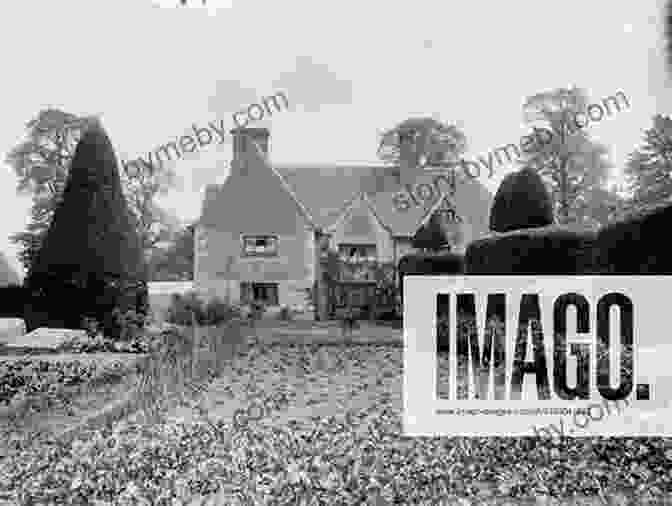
[194,127,492,320]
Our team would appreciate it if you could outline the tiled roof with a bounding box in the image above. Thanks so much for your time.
[274,164,391,229]
[199,145,316,234]
[364,170,493,237]
[200,153,492,239]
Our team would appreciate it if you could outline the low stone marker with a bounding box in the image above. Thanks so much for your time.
[0,318,26,343]
[0,327,87,354]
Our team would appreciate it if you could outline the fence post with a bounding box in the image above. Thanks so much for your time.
[191,310,198,382]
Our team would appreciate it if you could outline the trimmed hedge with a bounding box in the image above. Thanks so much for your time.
[592,202,672,274]
[24,121,147,336]
[465,225,598,275]
[466,202,672,275]
[398,252,464,312]
[489,167,554,233]
[0,284,28,319]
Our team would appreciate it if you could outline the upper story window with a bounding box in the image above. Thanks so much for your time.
[242,235,278,257]
[338,244,377,263]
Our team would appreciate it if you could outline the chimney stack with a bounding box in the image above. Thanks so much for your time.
[230,127,270,176]
[398,127,421,186]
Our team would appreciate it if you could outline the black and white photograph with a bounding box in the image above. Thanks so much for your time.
[0,0,671,504]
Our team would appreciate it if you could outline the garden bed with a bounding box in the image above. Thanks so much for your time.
[0,353,146,414]
[1,337,670,505]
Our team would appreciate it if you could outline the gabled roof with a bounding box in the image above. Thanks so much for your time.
[199,141,316,234]
[274,164,390,230]
[325,191,392,235]
[199,144,493,240]
[366,170,493,237]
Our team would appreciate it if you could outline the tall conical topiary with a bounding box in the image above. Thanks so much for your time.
[489,166,554,233]
[25,119,147,334]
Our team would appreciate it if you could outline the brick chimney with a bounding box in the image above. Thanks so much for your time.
[398,127,421,186]
[230,127,270,176]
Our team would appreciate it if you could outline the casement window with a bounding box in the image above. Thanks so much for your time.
[241,235,278,257]
[337,244,377,281]
[240,282,279,305]
[338,244,377,264]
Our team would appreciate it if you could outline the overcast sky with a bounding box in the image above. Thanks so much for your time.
[0,0,670,276]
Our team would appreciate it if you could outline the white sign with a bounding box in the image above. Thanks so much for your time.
[404,276,672,437]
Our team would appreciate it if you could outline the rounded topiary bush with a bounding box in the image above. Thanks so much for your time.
[489,166,554,233]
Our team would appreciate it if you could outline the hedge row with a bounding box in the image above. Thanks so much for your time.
[465,224,598,275]
[0,284,28,319]
[398,202,672,296]
[465,202,672,275]
[398,252,464,306]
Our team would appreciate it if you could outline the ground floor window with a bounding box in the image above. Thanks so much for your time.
[240,282,279,305]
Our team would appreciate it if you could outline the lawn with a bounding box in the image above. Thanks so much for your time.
[1,325,671,505]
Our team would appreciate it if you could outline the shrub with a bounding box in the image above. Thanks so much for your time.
[165,292,203,325]
[489,166,554,233]
[0,284,28,319]
[465,224,597,275]
[278,305,293,321]
[165,292,239,326]
[398,252,464,306]
[204,297,240,325]
[24,121,147,335]
[591,201,672,274]
[110,308,147,341]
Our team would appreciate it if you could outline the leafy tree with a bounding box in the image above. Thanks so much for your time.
[6,110,95,271]
[619,114,672,219]
[6,108,177,273]
[120,156,179,252]
[147,224,195,281]
[25,120,147,335]
[377,117,467,172]
[518,86,612,225]
[489,167,554,233]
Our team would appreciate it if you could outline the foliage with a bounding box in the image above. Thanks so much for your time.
[6,110,95,271]
[0,284,28,318]
[412,212,453,251]
[0,358,127,407]
[489,166,555,232]
[119,157,180,252]
[467,224,596,275]
[165,292,240,326]
[518,86,612,225]
[107,308,148,342]
[24,121,148,336]
[6,109,177,273]
[618,114,672,220]
[377,117,468,170]
[147,224,195,281]
[1,339,669,505]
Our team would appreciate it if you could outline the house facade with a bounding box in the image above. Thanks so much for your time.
[195,127,493,319]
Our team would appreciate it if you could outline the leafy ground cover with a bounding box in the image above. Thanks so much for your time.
[1,335,671,505]
[0,354,142,408]
[57,332,160,354]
